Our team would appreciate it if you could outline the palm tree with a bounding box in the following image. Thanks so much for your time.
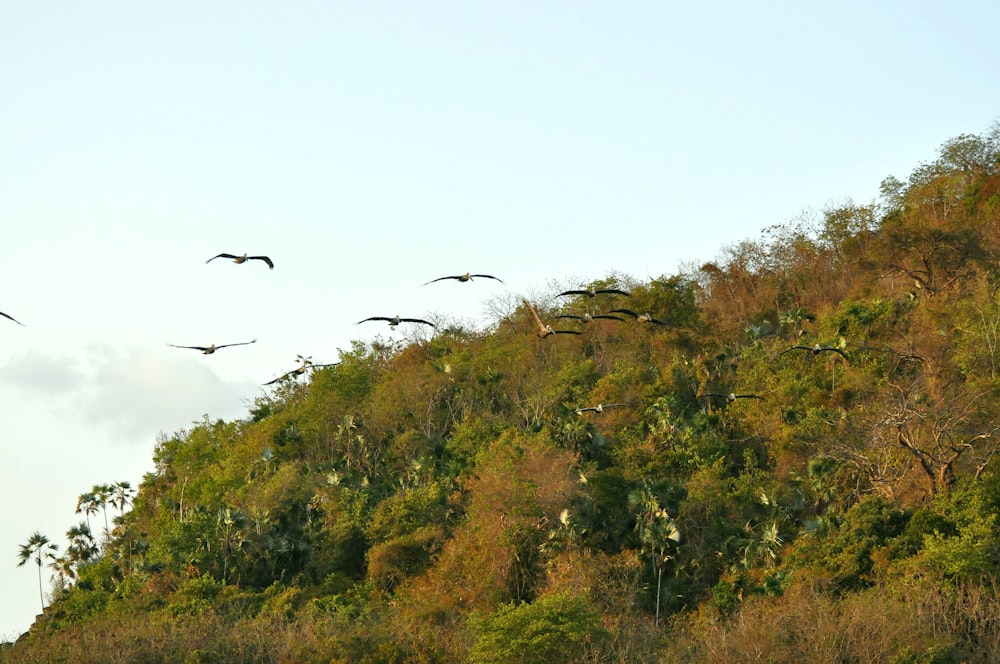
[17,531,59,611]
[628,482,681,625]
[92,483,114,540]
[66,522,98,566]
[111,481,135,517]
[75,491,99,532]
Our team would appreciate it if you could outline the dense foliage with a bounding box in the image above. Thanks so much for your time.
[7,128,1000,663]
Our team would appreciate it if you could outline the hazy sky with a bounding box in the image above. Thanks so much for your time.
[3,1,999,639]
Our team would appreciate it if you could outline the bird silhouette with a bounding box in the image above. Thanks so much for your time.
[168,339,257,354]
[554,312,624,323]
[264,357,340,385]
[697,392,765,404]
[557,286,631,298]
[1,310,25,326]
[206,253,274,269]
[424,272,504,285]
[357,316,435,328]
[574,403,627,414]
[523,300,582,338]
[780,343,850,360]
[610,309,667,325]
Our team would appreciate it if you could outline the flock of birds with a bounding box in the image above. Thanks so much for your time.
[2,255,850,408]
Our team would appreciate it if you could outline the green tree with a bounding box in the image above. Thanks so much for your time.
[469,591,610,664]
[17,531,59,611]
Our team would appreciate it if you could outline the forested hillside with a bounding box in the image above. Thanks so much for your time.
[7,129,1000,663]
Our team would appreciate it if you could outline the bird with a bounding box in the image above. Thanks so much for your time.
[424,272,504,285]
[264,357,340,385]
[780,343,850,360]
[206,253,274,269]
[697,392,765,404]
[357,316,435,328]
[523,300,582,338]
[574,403,626,414]
[1,310,25,326]
[610,309,667,325]
[167,339,257,354]
[554,312,624,323]
[557,286,631,298]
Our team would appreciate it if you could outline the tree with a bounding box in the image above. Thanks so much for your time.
[17,531,59,611]
[628,481,681,624]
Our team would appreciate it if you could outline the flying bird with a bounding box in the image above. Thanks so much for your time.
[574,403,627,414]
[206,253,274,269]
[554,312,624,323]
[424,272,504,285]
[167,339,257,354]
[357,316,435,328]
[780,344,850,360]
[610,309,667,325]
[557,286,631,298]
[1,310,24,326]
[264,357,340,385]
[523,300,582,338]
[698,392,765,404]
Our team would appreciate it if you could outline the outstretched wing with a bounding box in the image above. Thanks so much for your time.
[818,347,850,360]
[263,369,297,386]
[779,345,812,356]
[471,274,504,283]
[167,343,208,351]
[357,317,393,325]
[424,275,460,285]
[551,329,582,335]
[609,308,640,318]
[0,310,24,326]
[557,289,590,298]
[597,288,631,297]
[216,339,257,350]
[400,318,436,327]
[206,253,239,263]
[249,256,274,269]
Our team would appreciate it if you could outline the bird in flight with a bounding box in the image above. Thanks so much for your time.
[557,286,631,298]
[167,339,257,354]
[554,312,624,323]
[357,316,435,328]
[523,300,582,338]
[574,403,626,414]
[424,272,504,285]
[206,253,274,269]
[1,310,25,326]
[264,356,340,385]
[611,309,667,325]
[697,392,765,404]
[780,343,850,360]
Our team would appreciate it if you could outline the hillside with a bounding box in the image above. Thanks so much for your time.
[6,128,1000,663]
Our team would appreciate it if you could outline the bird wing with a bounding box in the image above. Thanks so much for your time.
[592,314,625,321]
[167,343,208,351]
[250,256,274,269]
[401,318,436,327]
[216,339,257,349]
[819,347,851,360]
[648,316,668,325]
[734,394,766,400]
[779,346,811,356]
[552,329,582,335]
[598,288,632,296]
[357,317,392,324]
[206,253,238,263]
[609,308,639,318]
[0,311,24,325]
[424,275,459,285]
[472,274,504,283]
[523,300,549,334]
[264,370,296,385]
[575,407,597,413]
[556,290,589,298]
[554,314,584,320]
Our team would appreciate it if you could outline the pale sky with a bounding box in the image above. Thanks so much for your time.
[3,1,999,639]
